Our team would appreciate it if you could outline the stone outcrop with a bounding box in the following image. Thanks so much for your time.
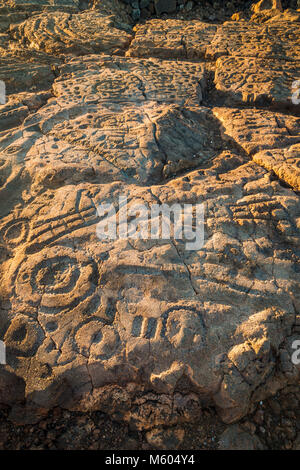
[10,12,133,56]
[0,0,299,435]
[215,56,300,108]
[128,18,300,60]
[127,20,217,59]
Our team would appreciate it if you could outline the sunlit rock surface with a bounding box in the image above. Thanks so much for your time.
[0,0,299,430]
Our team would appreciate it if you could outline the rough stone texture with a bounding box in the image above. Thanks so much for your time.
[0,57,58,95]
[215,56,300,108]
[0,0,299,444]
[127,15,300,61]
[218,424,265,450]
[213,107,300,154]
[0,55,211,187]
[10,11,133,56]
[127,19,217,59]
[1,158,300,427]
[253,144,300,191]
[206,20,300,60]
[146,427,185,449]
[251,0,283,13]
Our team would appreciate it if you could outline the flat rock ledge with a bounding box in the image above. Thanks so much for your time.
[0,0,300,436]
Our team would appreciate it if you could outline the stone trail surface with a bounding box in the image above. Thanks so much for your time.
[0,0,299,435]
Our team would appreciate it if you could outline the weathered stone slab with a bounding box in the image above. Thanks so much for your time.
[0,91,51,132]
[253,143,300,191]
[0,55,217,186]
[0,0,79,33]
[213,107,300,155]
[263,8,300,23]
[0,57,57,95]
[127,19,217,59]
[206,21,300,60]
[47,104,223,183]
[55,55,206,106]
[128,18,300,62]
[0,0,300,434]
[0,0,131,31]
[250,3,300,24]
[10,11,133,55]
[1,102,223,187]
[1,162,299,426]
[215,56,300,108]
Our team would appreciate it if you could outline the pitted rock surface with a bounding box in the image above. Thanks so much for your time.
[128,17,300,60]
[10,11,133,55]
[213,107,300,154]
[0,0,300,434]
[206,20,300,60]
[215,56,300,108]
[253,144,300,191]
[127,20,217,59]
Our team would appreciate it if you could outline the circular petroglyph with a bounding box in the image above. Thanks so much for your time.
[163,308,205,350]
[0,218,29,248]
[13,246,99,315]
[75,320,120,360]
[4,315,44,357]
